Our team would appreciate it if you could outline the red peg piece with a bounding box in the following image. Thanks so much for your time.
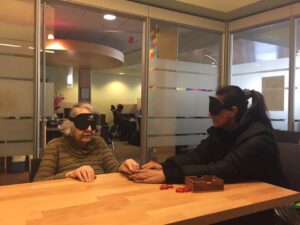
[160,184,168,190]
[183,186,191,192]
[166,184,174,189]
[160,184,174,190]
[176,186,191,193]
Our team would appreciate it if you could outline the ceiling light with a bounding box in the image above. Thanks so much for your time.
[47,33,55,40]
[104,14,116,21]
[119,72,125,75]
[0,43,21,48]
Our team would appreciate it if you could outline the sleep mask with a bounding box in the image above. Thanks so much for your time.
[209,96,226,116]
[69,113,99,130]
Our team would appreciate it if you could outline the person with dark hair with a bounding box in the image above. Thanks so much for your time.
[121,85,286,225]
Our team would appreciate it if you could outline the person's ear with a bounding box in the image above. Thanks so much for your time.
[230,106,238,118]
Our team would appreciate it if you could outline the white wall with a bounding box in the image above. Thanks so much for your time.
[91,72,141,124]
[46,66,79,113]
[46,67,141,122]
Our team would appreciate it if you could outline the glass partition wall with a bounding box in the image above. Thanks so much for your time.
[0,0,35,182]
[41,1,143,163]
[231,21,290,130]
[4,0,299,185]
[147,21,222,162]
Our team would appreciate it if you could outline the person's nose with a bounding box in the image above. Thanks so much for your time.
[208,112,212,117]
[86,125,92,131]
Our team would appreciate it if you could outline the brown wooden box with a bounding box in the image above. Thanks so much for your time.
[185,175,224,192]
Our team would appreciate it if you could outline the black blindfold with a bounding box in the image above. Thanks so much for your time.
[69,113,99,130]
[209,96,226,116]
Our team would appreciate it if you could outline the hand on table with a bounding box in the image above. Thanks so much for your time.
[141,161,162,170]
[119,159,140,175]
[129,168,166,184]
[65,165,96,182]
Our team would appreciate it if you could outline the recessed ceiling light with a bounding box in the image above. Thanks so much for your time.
[104,14,116,21]
[47,33,55,40]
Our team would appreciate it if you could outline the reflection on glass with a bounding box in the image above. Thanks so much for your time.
[231,21,290,130]
[148,21,221,162]
[0,0,35,183]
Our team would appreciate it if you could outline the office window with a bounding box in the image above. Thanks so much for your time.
[147,21,221,161]
[231,21,290,130]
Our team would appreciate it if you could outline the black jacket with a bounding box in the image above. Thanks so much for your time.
[162,121,285,186]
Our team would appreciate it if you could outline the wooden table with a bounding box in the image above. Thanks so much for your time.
[0,173,299,225]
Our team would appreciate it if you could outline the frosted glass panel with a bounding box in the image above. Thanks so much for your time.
[0,80,33,117]
[148,135,207,147]
[148,118,211,135]
[150,59,218,74]
[231,70,289,121]
[0,119,33,141]
[149,70,217,89]
[147,21,221,161]
[0,0,35,177]
[0,143,33,156]
[148,89,211,117]
[231,21,289,130]
[0,55,34,79]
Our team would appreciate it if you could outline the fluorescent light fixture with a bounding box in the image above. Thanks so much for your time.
[119,72,125,75]
[67,66,73,88]
[45,50,55,54]
[47,33,55,40]
[0,43,21,48]
[103,14,116,20]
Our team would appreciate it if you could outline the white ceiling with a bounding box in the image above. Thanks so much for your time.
[175,0,260,13]
[128,0,299,21]
[52,3,143,55]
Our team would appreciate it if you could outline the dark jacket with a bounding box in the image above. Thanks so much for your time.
[162,121,285,186]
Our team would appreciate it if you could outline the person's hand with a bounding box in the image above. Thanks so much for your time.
[119,159,140,175]
[129,169,166,184]
[65,165,96,182]
[142,161,162,170]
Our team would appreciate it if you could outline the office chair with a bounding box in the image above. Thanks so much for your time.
[274,143,300,225]
[29,158,41,182]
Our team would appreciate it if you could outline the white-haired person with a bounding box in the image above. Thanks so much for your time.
[34,103,138,182]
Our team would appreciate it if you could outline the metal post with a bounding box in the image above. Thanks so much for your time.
[140,17,150,164]
[288,17,295,131]
[34,0,41,158]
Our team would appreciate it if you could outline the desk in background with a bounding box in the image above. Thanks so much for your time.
[0,173,299,225]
